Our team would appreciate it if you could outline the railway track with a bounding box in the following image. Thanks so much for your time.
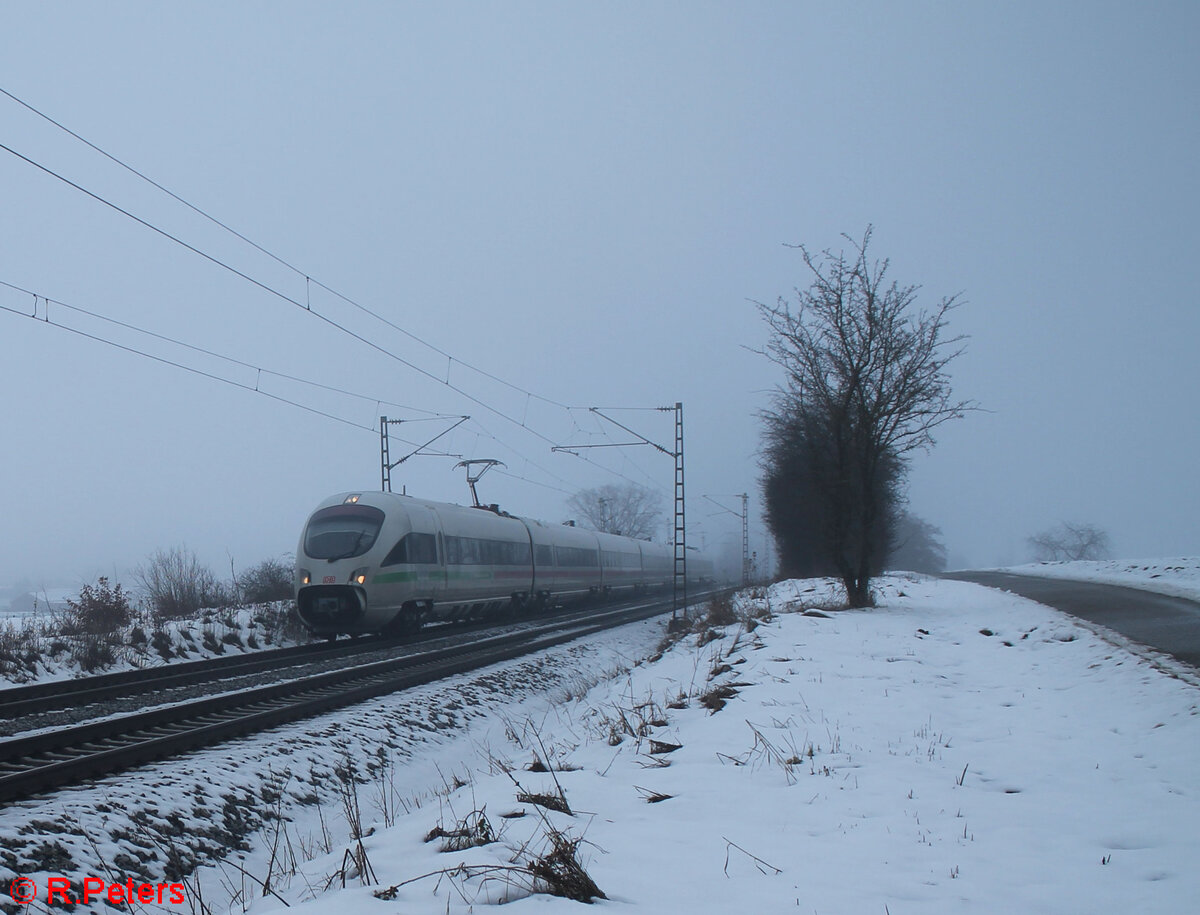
[0,595,663,723]
[0,591,719,807]
[0,633,382,720]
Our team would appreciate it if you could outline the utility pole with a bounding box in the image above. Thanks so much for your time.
[380,415,468,493]
[553,402,688,625]
[704,492,750,587]
[741,492,749,586]
[671,402,686,626]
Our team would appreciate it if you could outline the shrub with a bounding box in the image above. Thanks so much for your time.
[65,577,132,634]
[201,628,223,654]
[71,634,117,672]
[0,620,42,680]
[704,593,737,627]
[136,547,229,620]
[251,602,308,645]
[151,629,175,661]
[238,557,294,604]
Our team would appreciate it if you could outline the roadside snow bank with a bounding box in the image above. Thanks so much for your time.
[1001,557,1200,603]
[229,576,1199,914]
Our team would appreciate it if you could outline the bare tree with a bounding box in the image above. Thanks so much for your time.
[1027,521,1111,562]
[758,227,971,606]
[136,546,230,619]
[567,483,663,540]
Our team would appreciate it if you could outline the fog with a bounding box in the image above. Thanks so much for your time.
[1,2,1197,591]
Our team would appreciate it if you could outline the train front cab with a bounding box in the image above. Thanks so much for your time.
[296,499,385,635]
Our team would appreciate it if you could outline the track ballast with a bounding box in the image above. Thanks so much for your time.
[0,591,719,807]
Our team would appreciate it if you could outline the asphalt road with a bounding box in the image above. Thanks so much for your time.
[942,570,1200,669]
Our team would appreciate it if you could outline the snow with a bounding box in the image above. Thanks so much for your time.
[1000,557,1200,603]
[0,602,308,686]
[4,575,1198,914]
[237,577,1198,913]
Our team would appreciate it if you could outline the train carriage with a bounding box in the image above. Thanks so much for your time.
[295,491,686,638]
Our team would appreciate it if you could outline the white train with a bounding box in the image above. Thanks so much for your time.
[295,491,710,638]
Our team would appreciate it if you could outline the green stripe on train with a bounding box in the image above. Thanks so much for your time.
[372,570,501,584]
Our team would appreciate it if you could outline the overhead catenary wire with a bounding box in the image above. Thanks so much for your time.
[0,279,463,446]
[0,274,662,500]
[0,278,452,420]
[0,297,372,433]
[0,90,678,498]
[0,85,573,411]
[0,85,680,448]
[0,140,602,460]
[1,274,656,500]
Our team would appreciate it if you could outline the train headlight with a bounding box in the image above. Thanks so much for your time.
[344,493,361,504]
[350,567,369,586]
[300,569,312,586]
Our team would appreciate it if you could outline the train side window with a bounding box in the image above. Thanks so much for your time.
[410,533,436,563]
[536,545,554,567]
[495,540,528,565]
[382,537,408,566]
[460,538,480,565]
[382,532,437,566]
[555,545,599,567]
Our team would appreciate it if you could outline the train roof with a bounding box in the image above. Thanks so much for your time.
[311,491,678,555]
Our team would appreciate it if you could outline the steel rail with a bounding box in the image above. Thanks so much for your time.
[0,635,384,719]
[0,591,721,807]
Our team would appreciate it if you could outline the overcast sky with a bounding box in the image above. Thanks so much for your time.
[2,1,1197,589]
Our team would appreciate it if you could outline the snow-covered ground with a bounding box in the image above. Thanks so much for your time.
[1000,557,1200,603]
[7,575,1196,914]
[0,602,307,686]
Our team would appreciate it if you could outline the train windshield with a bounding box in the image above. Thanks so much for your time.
[304,504,385,560]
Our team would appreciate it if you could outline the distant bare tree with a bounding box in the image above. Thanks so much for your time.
[567,483,663,540]
[1027,522,1111,562]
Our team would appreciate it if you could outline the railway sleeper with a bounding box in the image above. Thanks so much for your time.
[77,739,129,753]
[141,726,191,738]
[190,713,236,724]
[38,751,84,763]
